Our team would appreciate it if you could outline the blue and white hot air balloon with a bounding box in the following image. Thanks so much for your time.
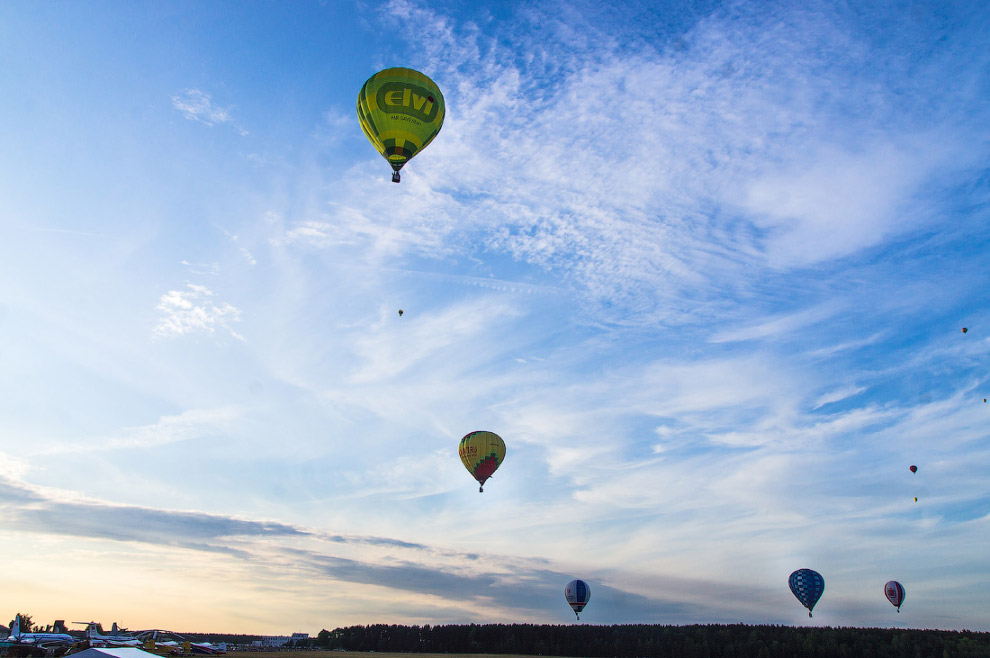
[884,580,906,612]
[564,579,591,620]
[788,569,825,618]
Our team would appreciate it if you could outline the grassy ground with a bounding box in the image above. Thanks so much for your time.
[227,650,561,658]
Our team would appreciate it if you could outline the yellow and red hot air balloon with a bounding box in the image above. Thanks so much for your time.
[458,431,505,492]
[357,67,445,183]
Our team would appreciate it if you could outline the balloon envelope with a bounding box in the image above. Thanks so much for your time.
[884,580,906,611]
[565,579,591,619]
[909,465,917,473]
[789,569,825,617]
[357,67,445,176]
[458,431,505,491]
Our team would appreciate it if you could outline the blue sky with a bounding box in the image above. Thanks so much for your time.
[1,0,989,635]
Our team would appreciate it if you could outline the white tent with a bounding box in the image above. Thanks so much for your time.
[69,649,159,658]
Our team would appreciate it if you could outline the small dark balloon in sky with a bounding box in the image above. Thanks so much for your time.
[961,327,968,333]
[398,309,404,316]
[909,465,917,473]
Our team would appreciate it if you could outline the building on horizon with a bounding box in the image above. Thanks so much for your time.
[258,633,308,648]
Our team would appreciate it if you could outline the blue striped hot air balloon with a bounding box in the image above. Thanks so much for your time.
[564,579,591,620]
[789,569,825,618]
[884,580,906,612]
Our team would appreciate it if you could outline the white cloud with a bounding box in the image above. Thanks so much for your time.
[180,260,221,276]
[346,297,523,384]
[806,332,886,358]
[709,305,842,344]
[813,385,867,409]
[33,407,245,456]
[740,139,954,267]
[315,108,359,148]
[0,451,31,481]
[171,89,248,136]
[154,283,244,341]
[324,1,988,327]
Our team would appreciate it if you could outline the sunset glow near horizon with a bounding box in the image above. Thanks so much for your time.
[1,0,989,636]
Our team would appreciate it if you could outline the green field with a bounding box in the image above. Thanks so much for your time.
[235,649,565,658]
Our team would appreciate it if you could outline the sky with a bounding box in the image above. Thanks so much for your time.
[1,0,989,636]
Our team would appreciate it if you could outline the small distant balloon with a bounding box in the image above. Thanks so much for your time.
[909,465,917,473]
[564,579,591,620]
[914,497,918,502]
[398,309,404,316]
[884,581,906,612]
[961,327,968,333]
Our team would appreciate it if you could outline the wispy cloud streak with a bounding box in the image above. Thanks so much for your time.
[333,0,990,325]
[172,89,248,135]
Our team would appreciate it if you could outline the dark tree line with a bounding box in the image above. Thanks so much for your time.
[307,623,990,658]
[6,615,33,632]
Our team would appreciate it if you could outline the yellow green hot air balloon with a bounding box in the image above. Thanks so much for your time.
[459,431,505,492]
[357,67,445,183]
